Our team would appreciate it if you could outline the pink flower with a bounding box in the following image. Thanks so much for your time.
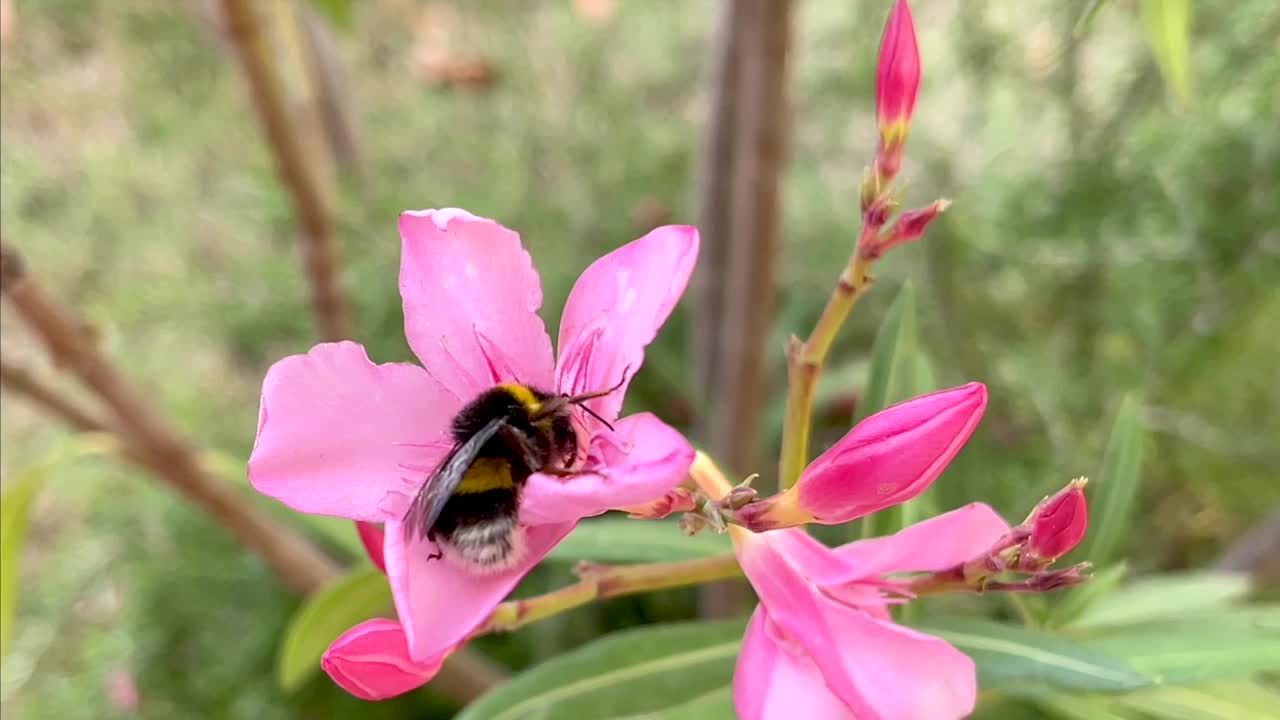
[1024,478,1089,566]
[875,0,920,142]
[732,504,1012,720]
[249,208,699,675]
[736,383,986,531]
[322,619,447,701]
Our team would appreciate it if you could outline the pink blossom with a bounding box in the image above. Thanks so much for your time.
[322,619,447,701]
[875,0,921,141]
[732,504,1012,720]
[249,209,698,677]
[736,383,987,531]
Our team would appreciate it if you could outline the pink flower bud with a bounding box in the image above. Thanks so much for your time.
[1025,478,1089,564]
[322,619,445,701]
[876,0,920,142]
[736,383,986,531]
[862,199,950,259]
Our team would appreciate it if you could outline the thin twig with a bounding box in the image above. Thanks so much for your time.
[1,243,509,701]
[220,0,351,341]
[1,243,340,593]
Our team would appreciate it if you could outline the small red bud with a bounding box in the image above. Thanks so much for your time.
[863,199,949,259]
[1025,478,1089,564]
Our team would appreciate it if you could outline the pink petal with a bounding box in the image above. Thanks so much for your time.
[826,503,1011,581]
[520,413,694,526]
[383,518,575,661]
[321,618,444,701]
[248,342,457,522]
[795,383,986,524]
[555,225,698,421]
[736,532,976,719]
[357,522,387,573]
[398,209,555,398]
[735,607,856,720]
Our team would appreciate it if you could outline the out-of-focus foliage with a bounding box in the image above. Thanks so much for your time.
[1,0,1277,718]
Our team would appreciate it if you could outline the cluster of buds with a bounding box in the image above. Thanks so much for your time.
[857,0,949,262]
[906,478,1092,596]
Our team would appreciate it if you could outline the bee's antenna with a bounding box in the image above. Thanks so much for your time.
[578,403,615,433]
[556,366,633,432]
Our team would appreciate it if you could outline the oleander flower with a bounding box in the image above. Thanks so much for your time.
[733,504,1012,720]
[736,383,987,531]
[249,208,699,697]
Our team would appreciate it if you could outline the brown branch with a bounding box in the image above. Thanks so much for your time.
[299,7,364,181]
[1,243,341,594]
[695,0,794,619]
[220,0,351,342]
[0,357,112,434]
[691,0,746,412]
[1,244,507,700]
[1214,507,1280,587]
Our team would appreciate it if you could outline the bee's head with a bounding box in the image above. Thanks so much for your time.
[532,367,633,433]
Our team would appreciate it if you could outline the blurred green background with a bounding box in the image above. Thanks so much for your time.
[1,0,1277,718]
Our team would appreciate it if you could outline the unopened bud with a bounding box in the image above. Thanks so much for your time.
[875,0,920,145]
[863,199,950,259]
[1024,478,1089,566]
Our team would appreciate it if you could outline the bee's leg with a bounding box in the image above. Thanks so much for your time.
[538,466,596,480]
[426,549,443,563]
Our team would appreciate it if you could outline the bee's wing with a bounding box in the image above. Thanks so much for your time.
[402,416,507,543]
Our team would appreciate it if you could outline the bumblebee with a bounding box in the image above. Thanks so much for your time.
[402,379,621,574]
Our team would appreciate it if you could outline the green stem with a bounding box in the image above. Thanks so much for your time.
[476,554,745,636]
[778,251,875,489]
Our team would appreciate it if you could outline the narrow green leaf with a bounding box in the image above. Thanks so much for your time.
[1116,682,1280,720]
[1140,0,1193,107]
[459,619,746,720]
[1,467,47,660]
[857,280,920,422]
[1074,394,1145,566]
[1070,571,1252,629]
[306,0,353,29]
[1047,562,1129,628]
[1,436,113,659]
[1073,0,1111,38]
[918,618,1153,694]
[277,565,393,691]
[1081,609,1280,685]
[857,281,936,540]
[548,518,731,564]
[616,686,735,720]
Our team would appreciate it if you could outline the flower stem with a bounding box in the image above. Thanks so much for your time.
[778,250,875,489]
[477,554,745,635]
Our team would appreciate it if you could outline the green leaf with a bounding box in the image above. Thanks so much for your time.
[1081,608,1280,685]
[1,436,114,659]
[1074,394,1145,566]
[616,686,735,720]
[277,565,393,691]
[306,0,353,29]
[1073,0,1111,38]
[1047,562,1129,628]
[1140,0,1193,107]
[458,619,746,720]
[548,518,731,564]
[1115,681,1280,720]
[857,281,937,540]
[918,618,1153,694]
[1070,571,1252,629]
[857,280,922,422]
